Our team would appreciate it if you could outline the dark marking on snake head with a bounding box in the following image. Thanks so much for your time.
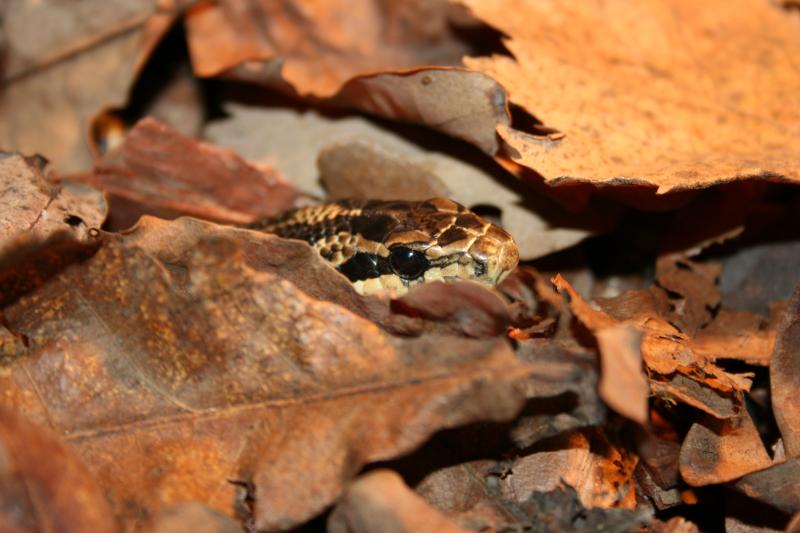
[349,213,396,243]
[455,213,484,230]
[437,227,469,246]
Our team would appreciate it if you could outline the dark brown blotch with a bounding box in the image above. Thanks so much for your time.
[437,227,469,246]
[455,213,484,230]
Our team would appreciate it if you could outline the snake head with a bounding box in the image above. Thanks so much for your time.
[357,198,520,294]
[257,197,519,295]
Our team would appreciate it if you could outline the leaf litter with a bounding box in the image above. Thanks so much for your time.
[1,0,799,532]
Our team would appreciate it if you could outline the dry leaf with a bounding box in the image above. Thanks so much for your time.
[0,406,116,532]
[499,429,638,510]
[328,469,469,533]
[691,308,777,366]
[462,0,800,192]
[185,0,475,97]
[553,274,750,418]
[651,517,700,533]
[318,141,450,200]
[0,0,175,173]
[0,153,106,245]
[1,229,535,529]
[679,412,772,486]
[596,324,648,425]
[415,460,518,531]
[68,117,298,230]
[332,69,508,154]
[771,285,800,457]
[515,485,651,533]
[391,280,511,338]
[734,458,800,514]
[150,503,242,533]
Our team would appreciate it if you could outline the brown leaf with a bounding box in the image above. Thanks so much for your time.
[0,1,175,173]
[650,517,700,533]
[733,458,800,514]
[654,256,721,337]
[0,231,101,309]
[596,324,649,425]
[679,412,772,486]
[415,460,518,530]
[318,141,451,201]
[391,280,511,338]
[553,274,750,418]
[328,469,469,533]
[690,309,777,366]
[0,406,115,532]
[511,340,606,448]
[185,0,475,98]
[649,375,738,420]
[499,429,638,510]
[0,153,106,245]
[1,230,534,529]
[332,69,508,154]
[771,285,800,457]
[150,503,242,533]
[463,0,800,191]
[68,117,298,230]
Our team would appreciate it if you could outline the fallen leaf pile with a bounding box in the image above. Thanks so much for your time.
[1,1,799,532]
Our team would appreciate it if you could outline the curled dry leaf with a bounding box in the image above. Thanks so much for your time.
[771,285,800,457]
[679,411,772,486]
[595,324,648,425]
[67,117,298,230]
[328,469,469,533]
[1,228,538,530]
[185,0,476,98]
[553,274,751,418]
[415,459,520,530]
[462,0,800,192]
[0,406,115,532]
[332,69,508,154]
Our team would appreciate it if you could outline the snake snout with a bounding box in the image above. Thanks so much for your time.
[469,225,520,285]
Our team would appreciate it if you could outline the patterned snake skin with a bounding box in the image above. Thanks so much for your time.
[250,198,519,295]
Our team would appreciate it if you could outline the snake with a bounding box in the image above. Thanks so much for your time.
[250,197,519,295]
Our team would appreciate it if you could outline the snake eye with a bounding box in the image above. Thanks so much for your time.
[389,247,429,280]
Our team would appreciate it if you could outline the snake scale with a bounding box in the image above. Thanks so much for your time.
[250,198,519,295]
